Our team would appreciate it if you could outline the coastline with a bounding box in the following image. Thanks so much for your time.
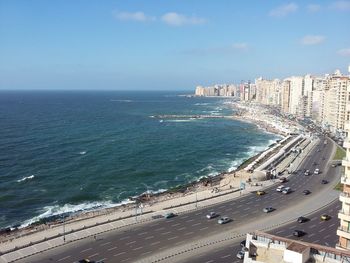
[0,100,298,242]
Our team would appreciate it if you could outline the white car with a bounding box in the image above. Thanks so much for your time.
[276,185,285,192]
[206,212,218,219]
[236,250,245,259]
[217,216,231,224]
[282,187,292,194]
[314,168,320,174]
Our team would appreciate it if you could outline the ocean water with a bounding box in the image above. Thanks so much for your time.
[0,91,279,228]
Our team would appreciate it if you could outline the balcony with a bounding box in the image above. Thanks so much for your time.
[340,192,350,204]
[338,226,350,240]
[339,209,350,221]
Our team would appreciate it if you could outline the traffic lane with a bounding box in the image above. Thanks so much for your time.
[269,200,340,246]
[187,200,340,263]
[23,139,335,262]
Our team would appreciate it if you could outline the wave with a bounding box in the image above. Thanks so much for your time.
[194,103,210,106]
[20,200,134,228]
[110,99,133,103]
[164,119,195,122]
[79,151,87,155]
[17,175,35,183]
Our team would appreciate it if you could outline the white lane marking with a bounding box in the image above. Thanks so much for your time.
[243,207,250,211]
[161,231,171,235]
[181,215,189,219]
[151,241,161,246]
[100,242,111,246]
[121,258,130,262]
[155,227,165,231]
[126,241,136,245]
[80,248,92,253]
[168,236,178,240]
[171,223,181,227]
[310,225,316,228]
[319,228,326,232]
[107,246,118,251]
[141,251,152,256]
[330,223,335,227]
[221,254,231,259]
[324,234,330,239]
[177,227,186,231]
[87,253,99,258]
[199,226,209,231]
[275,230,284,234]
[195,212,202,215]
[114,251,126,256]
[184,231,194,236]
[57,256,71,262]
[205,260,215,263]
[133,246,143,251]
[138,232,148,236]
[309,233,315,238]
[186,219,195,222]
[144,236,154,240]
[192,222,201,227]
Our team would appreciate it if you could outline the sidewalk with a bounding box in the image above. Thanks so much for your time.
[0,137,324,263]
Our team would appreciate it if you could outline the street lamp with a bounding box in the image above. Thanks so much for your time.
[62,215,66,242]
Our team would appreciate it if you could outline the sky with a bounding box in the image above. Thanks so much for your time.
[0,0,350,90]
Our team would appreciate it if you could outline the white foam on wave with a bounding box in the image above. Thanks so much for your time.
[79,151,87,155]
[110,99,133,103]
[194,103,210,106]
[164,119,194,122]
[142,189,167,195]
[17,175,35,183]
[20,200,134,228]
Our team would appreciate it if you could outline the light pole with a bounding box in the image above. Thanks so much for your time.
[63,215,66,242]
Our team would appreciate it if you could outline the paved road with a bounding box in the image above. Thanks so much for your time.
[187,199,341,263]
[18,137,339,263]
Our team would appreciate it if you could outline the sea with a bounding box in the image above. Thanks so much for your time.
[0,91,280,229]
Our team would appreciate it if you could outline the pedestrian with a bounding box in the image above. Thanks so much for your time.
[94,235,97,241]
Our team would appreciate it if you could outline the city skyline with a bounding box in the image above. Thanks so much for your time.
[0,0,350,90]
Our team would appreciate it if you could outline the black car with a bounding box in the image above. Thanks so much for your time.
[321,180,328,184]
[293,230,306,237]
[240,240,246,247]
[297,216,309,223]
[302,190,311,195]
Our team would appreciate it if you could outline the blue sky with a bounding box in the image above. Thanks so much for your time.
[0,0,349,90]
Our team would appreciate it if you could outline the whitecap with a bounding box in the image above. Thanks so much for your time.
[110,99,133,103]
[164,119,193,122]
[17,175,35,183]
[79,151,87,155]
[20,200,134,228]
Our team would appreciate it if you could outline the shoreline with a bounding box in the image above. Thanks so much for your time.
[0,100,299,242]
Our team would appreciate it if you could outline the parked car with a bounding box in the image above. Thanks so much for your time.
[297,216,309,223]
[293,230,306,237]
[276,185,285,192]
[236,250,245,259]
[263,207,275,213]
[282,187,292,194]
[240,240,246,247]
[164,212,176,219]
[302,190,311,195]
[218,216,231,224]
[206,212,218,219]
[314,168,320,174]
[321,179,328,184]
[321,214,331,221]
[256,190,266,196]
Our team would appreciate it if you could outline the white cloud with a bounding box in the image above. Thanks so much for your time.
[232,43,248,50]
[113,11,155,22]
[161,12,206,26]
[330,1,350,11]
[307,4,321,12]
[269,3,298,17]
[300,35,326,45]
[337,48,350,56]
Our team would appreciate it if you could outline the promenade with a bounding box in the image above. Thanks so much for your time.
[0,134,338,263]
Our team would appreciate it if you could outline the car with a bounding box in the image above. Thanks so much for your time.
[164,212,176,219]
[304,170,310,176]
[282,187,292,194]
[279,177,287,183]
[79,260,94,263]
[206,212,218,219]
[321,179,328,184]
[302,190,311,195]
[236,250,245,259]
[293,230,306,237]
[218,216,231,224]
[297,216,309,223]
[263,207,275,213]
[321,214,331,221]
[276,185,285,192]
[256,190,266,196]
[240,240,246,247]
[314,168,320,174]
